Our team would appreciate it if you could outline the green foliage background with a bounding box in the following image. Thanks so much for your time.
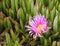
[0,0,60,46]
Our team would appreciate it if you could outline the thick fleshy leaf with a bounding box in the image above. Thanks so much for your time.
[44,38,48,46]
[58,4,60,12]
[14,41,19,46]
[11,0,15,10]
[17,8,26,23]
[10,29,18,42]
[15,0,18,12]
[6,33,13,46]
[52,41,57,46]
[57,41,60,46]
[53,15,58,32]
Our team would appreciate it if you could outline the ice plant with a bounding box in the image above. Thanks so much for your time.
[26,15,50,38]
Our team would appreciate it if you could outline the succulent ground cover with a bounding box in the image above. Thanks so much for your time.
[0,0,60,46]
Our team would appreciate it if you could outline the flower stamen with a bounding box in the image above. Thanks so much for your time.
[37,24,43,31]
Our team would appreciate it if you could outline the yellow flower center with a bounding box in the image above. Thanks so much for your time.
[37,24,43,31]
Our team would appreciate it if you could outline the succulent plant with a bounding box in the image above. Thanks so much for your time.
[0,0,60,46]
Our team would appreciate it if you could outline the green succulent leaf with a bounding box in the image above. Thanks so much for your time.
[57,41,60,46]
[17,8,26,23]
[11,0,15,11]
[53,15,58,32]
[10,29,18,42]
[14,41,19,46]
[6,33,13,46]
[15,0,18,12]
[52,41,57,46]
[58,4,60,12]
[44,38,48,46]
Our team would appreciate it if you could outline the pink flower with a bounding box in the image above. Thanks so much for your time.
[26,15,50,38]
